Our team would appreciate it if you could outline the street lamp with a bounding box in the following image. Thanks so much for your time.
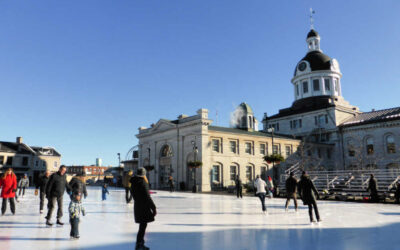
[117,153,121,167]
[267,127,276,183]
[191,136,198,193]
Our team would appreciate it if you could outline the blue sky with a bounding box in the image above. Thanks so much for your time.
[1,0,399,166]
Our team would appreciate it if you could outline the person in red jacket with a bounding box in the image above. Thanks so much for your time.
[0,168,18,215]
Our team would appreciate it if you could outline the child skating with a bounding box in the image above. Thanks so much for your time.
[68,192,85,239]
[102,183,109,201]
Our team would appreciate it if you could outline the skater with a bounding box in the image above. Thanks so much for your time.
[0,168,17,215]
[131,168,157,250]
[267,176,275,197]
[298,171,321,223]
[235,175,243,199]
[35,170,50,214]
[285,172,298,211]
[254,175,267,213]
[69,173,88,200]
[18,174,29,197]
[167,176,175,193]
[69,191,86,239]
[123,171,133,203]
[395,180,400,204]
[367,174,379,203]
[45,165,71,226]
[102,183,109,201]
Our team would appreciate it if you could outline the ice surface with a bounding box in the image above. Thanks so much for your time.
[1,187,400,249]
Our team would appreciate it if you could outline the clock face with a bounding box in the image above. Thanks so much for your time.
[298,62,307,71]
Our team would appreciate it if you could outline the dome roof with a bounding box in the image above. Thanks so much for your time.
[307,29,319,39]
[294,51,331,76]
[239,102,253,114]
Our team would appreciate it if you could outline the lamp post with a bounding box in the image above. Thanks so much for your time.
[117,153,121,167]
[267,127,276,183]
[191,136,198,193]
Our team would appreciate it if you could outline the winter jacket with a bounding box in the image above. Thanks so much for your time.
[69,177,88,198]
[0,173,17,198]
[46,172,71,198]
[286,176,298,195]
[131,176,156,224]
[35,175,49,193]
[367,178,378,193]
[122,173,133,188]
[235,179,242,189]
[18,177,29,188]
[298,175,319,205]
[254,178,267,194]
[69,200,86,219]
[102,186,109,194]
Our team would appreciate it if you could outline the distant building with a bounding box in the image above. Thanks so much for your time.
[66,165,109,183]
[0,137,61,184]
[96,158,102,166]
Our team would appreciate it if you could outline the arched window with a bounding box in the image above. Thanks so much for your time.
[212,164,221,183]
[246,165,254,182]
[386,135,396,154]
[366,137,374,155]
[230,163,239,181]
[160,145,173,157]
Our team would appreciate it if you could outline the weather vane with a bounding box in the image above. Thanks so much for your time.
[309,8,315,29]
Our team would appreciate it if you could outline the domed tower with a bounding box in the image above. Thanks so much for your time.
[292,29,342,102]
[232,102,258,131]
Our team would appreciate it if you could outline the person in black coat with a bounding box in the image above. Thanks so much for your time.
[235,175,243,199]
[45,165,71,226]
[130,168,156,250]
[285,172,298,211]
[35,170,50,214]
[367,174,379,203]
[298,171,321,223]
[395,181,400,204]
[69,173,88,199]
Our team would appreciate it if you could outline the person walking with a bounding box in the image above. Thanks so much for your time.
[285,172,298,212]
[167,176,175,193]
[45,165,71,226]
[18,174,29,197]
[367,174,379,203]
[298,171,321,223]
[69,191,86,239]
[123,171,133,203]
[130,168,157,250]
[254,175,268,213]
[69,173,88,200]
[0,168,17,215]
[235,175,243,199]
[102,183,109,201]
[35,170,50,214]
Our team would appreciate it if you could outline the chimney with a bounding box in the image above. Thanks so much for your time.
[16,137,23,144]
[372,109,375,112]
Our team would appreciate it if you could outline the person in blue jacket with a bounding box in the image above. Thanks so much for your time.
[102,183,109,201]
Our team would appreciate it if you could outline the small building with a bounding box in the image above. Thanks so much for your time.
[66,165,109,183]
[0,137,61,185]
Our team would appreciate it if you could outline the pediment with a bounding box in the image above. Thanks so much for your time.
[152,119,176,131]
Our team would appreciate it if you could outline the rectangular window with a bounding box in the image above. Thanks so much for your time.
[324,78,331,91]
[293,120,298,129]
[367,144,374,155]
[212,139,220,152]
[6,157,13,166]
[290,120,293,129]
[230,166,237,181]
[325,115,328,124]
[299,119,302,128]
[327,149,332,159]
[260,144,266,155]
[296,84,299,96]
[318,148,322,158]
[0,156,4,165]
[315,116,318,125]
[313,79,320,91]
[261,167,267,178]
[272,144,279,154]
[229,141,237,153]
[22,157,28,166]
[35,160,39,167]
[246,166,253,181]
[285,145,292,156]
[303,81,308,93]
[42,161,46,167]
[212,165,220,182]
[245,142,252,154]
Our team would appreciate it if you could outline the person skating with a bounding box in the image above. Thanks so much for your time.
[298,171,321,223]
[69,191,86,239]
[102,183,109,201]
[167,176,175,193]
[69,173,88,200]
[45,165,71,226]
[235,175,243,199]
[123,171,134,203]
[18,174,29,197]
[35,170,50,214]
[0,168,17,215]
[285,172,298,212]
[130,168,157,250]
[254,175,268,213]
[367,174,379,203]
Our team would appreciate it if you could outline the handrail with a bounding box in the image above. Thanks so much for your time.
[328,176,338,188]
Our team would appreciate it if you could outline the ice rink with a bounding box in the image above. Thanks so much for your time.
[1,187,400,250]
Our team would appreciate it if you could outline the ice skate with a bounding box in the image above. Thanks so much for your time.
[56,220,64,226]
[46,220,53,226]
[135,243,150,250]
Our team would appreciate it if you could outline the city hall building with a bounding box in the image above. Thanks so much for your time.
[136,105,300,192]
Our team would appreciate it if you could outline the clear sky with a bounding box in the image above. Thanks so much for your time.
[1,0,399,166]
